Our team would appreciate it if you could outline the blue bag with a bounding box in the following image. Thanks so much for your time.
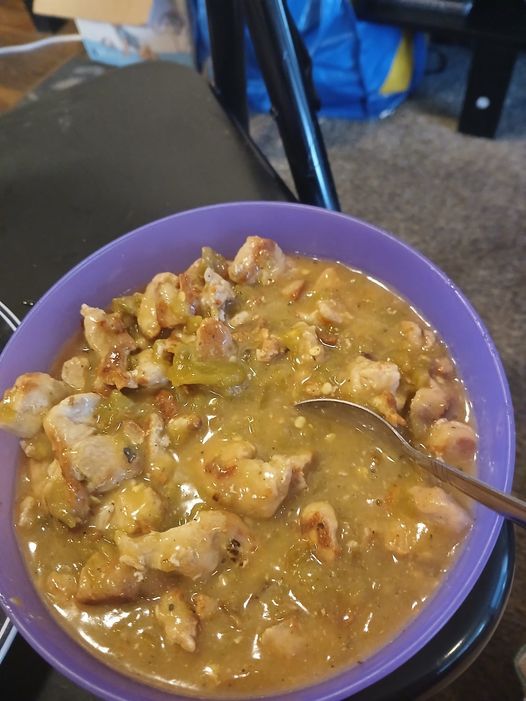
[192,0,426,119]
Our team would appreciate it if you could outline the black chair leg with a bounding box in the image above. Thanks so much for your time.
[244,0,340,210]
[459,40,518,138]
[205,0,249,131]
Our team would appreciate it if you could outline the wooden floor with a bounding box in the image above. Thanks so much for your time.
[0,0,83,113]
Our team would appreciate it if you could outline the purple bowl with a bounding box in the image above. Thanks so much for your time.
[0,202,515,700]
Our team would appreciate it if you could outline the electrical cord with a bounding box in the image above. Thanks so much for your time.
[0,34,82,57]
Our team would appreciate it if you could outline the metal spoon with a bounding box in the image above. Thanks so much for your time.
[296,398,526,528]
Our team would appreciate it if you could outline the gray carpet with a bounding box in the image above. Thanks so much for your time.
[252,43,526,701]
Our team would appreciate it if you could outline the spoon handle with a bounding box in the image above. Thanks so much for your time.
[411,449,526,528]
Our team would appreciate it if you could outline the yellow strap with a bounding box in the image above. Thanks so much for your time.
[380,33,413,95]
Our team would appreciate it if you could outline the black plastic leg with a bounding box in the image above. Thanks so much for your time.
[205,0,249,131]
[459,40,518,138]
[244,0,340,210]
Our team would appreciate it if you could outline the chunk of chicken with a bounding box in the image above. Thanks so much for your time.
[44,393,140,493]
[348,355,400,396]
[192,593,218,621]
[410,384,449,431]
[155,589,198,652]
[0,372,69,439]
[343,356,404,426]
[228,236,288,285]
[44,392,99,451]
[116,510,253,579]
[144,412,176,486]
[138,272,190,339]
[76,550,142,604]
[281,279,305,302]
[229,310,252,327]
[410,486,471,533]
[28,458,49,501]
[146,412,170,456]
[80,304,137,389]
[255,329,286,363]
[205,439,256,475]
[18,496,38,528]
[43,459,90,527]
[260,619,304,657]
[430,356,455,381]
[61,355,90,391]
[92,480,164,535]
[20,431,53,461]
[166,413,202,445]
[371,393,406,428]
[285,322,325,362]
[73,434,140,493]
[428,419,477,466]
[179,259,205,315]
[131,348,170,389]
[300,501,340,564]
[201,267,235,320]
[195,318,237,361]
[202,441,312,518]
[81,305,137,390]
[154,389,180,421]
[382,519,415,557]
[122,419,146,446]
[313,267,342,292]
[400,320,435,350]
[316,299,345,325]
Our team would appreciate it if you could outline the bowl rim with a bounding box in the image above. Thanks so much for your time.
[0,201,515,701]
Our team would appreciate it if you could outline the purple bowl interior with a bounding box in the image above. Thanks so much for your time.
[0,202,514,701]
